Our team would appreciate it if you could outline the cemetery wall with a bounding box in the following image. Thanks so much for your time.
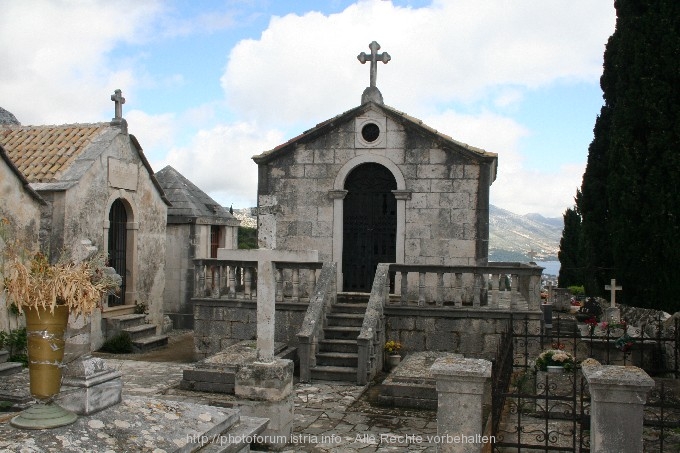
[164,224,192,328]
[192,300,307,359]
[385,309,541,359]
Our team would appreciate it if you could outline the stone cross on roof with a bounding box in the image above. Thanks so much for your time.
[357,41,391,89]
[111,89,125,121]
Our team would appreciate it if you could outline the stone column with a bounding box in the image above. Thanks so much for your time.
[582,365,654,453]
[431,357,492,453]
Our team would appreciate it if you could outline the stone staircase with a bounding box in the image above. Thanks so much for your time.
[0,349,22,376]
[105,314,168,353]
[310,293,368,382]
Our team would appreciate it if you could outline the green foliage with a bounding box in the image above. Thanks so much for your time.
[557,207,584,288]
[0,400,13,412]
[0,327,28,366]
[577,0,680,311]
[134,300,148,315]
[568,286,585,296]
[99,332,133,354]
[238,226,258,249]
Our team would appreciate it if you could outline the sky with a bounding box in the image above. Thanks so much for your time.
[0,0,616,218]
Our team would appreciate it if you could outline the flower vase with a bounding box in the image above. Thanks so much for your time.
[386,354,402,370]
[11,305,78,429]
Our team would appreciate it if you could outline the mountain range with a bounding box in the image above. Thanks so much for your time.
[488,205,563,262]
[233,205,564,263]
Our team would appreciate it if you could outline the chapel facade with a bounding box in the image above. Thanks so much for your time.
[253,43,498,292]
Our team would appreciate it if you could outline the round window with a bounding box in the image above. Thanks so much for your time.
[361,123,380,143]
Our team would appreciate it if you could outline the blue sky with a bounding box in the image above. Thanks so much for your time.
[0,0,616,217]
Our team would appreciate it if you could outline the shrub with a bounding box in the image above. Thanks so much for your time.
[99,332,133,354]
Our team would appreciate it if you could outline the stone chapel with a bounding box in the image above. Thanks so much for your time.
[0,94,169,349]
[253,42,498,291]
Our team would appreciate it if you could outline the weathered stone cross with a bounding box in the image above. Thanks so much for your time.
[217,248,319,362]
[527,249,537,262]
[357,41,391,88]
[604,278,622,308]
[111,89,125,120]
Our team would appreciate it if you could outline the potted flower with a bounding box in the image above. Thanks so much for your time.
[1,219,120,428]
[384,340,402,370]
[535,349,576,373]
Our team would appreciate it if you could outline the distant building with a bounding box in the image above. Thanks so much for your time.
[156,165,240,328]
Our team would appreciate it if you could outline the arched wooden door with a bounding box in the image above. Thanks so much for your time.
[108,199,127,306]
[342,163,397,292]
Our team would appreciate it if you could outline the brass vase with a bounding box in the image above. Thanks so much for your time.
[11,305,77,429]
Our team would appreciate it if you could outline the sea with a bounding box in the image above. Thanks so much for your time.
[535,261,560,277]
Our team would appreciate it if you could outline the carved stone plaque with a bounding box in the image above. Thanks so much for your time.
[108,158,138,191]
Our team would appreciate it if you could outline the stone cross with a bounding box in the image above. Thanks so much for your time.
[527,249,537,262]
[217,248,319,362]
[111,89,125,120]
[604,278,622,308]
[357,41,391,88]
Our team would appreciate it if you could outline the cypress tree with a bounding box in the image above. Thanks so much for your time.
[558,206,583,288]
[579,0,680,311]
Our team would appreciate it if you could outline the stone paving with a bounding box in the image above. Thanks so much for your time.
[1,357,439,452]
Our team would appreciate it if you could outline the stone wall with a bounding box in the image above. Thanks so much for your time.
[385,308,541,360]
[192,299,308,359]
[0,155,43,332]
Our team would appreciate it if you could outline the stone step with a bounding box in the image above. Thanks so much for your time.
[106,314,147,338]
[316,352,358,368]
[322,326,361,340]
[131,335,168,353]
[310,365,358,382]
[330,302,367,314]
[198,415,269,453]
[0,349,8,363]
[326,313,364,327]
[336,292,371,304]
[123,323,157,340]
[0,361,23,376]
[318,339,358,354]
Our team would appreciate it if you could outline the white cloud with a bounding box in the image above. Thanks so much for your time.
[158,122,285,208]
[0,0,162,125]
[221,0,614,127]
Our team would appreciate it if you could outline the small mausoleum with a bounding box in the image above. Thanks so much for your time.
[0,93,170,350]
[156,165,240,329]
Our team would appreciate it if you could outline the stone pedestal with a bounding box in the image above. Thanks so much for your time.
[582,365,653,453]
[55,356,122,415]
[604,306,621,323]
[235,358,294,450]
[431,357,491,453]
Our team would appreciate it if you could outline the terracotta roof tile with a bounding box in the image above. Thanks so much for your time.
[0,124,107,182]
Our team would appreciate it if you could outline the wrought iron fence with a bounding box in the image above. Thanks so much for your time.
[491,313,680,452]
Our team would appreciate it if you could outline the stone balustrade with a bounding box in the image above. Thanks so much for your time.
[194,258,323,303]
[357,263,390,385]
[388,262,543,310]
[297,262,337,382]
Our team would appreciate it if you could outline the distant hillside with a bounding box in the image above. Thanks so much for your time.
[231,204,564,263]
[488,205,562,262]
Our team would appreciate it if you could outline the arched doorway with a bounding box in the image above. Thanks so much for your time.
[342,163,397,291]
[108,199,127,306]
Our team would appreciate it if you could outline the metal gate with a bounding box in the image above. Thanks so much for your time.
[492,316,591,452]
[342,163,396,292]
[107,199,127,306]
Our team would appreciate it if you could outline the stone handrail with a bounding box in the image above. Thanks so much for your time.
[297,262,337,382]
[387,262,543,310]
[357,263,390,385]
[193,258,323,302]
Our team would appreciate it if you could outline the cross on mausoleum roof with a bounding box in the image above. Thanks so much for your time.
[357,41,390,88]
[111,89,125,122]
